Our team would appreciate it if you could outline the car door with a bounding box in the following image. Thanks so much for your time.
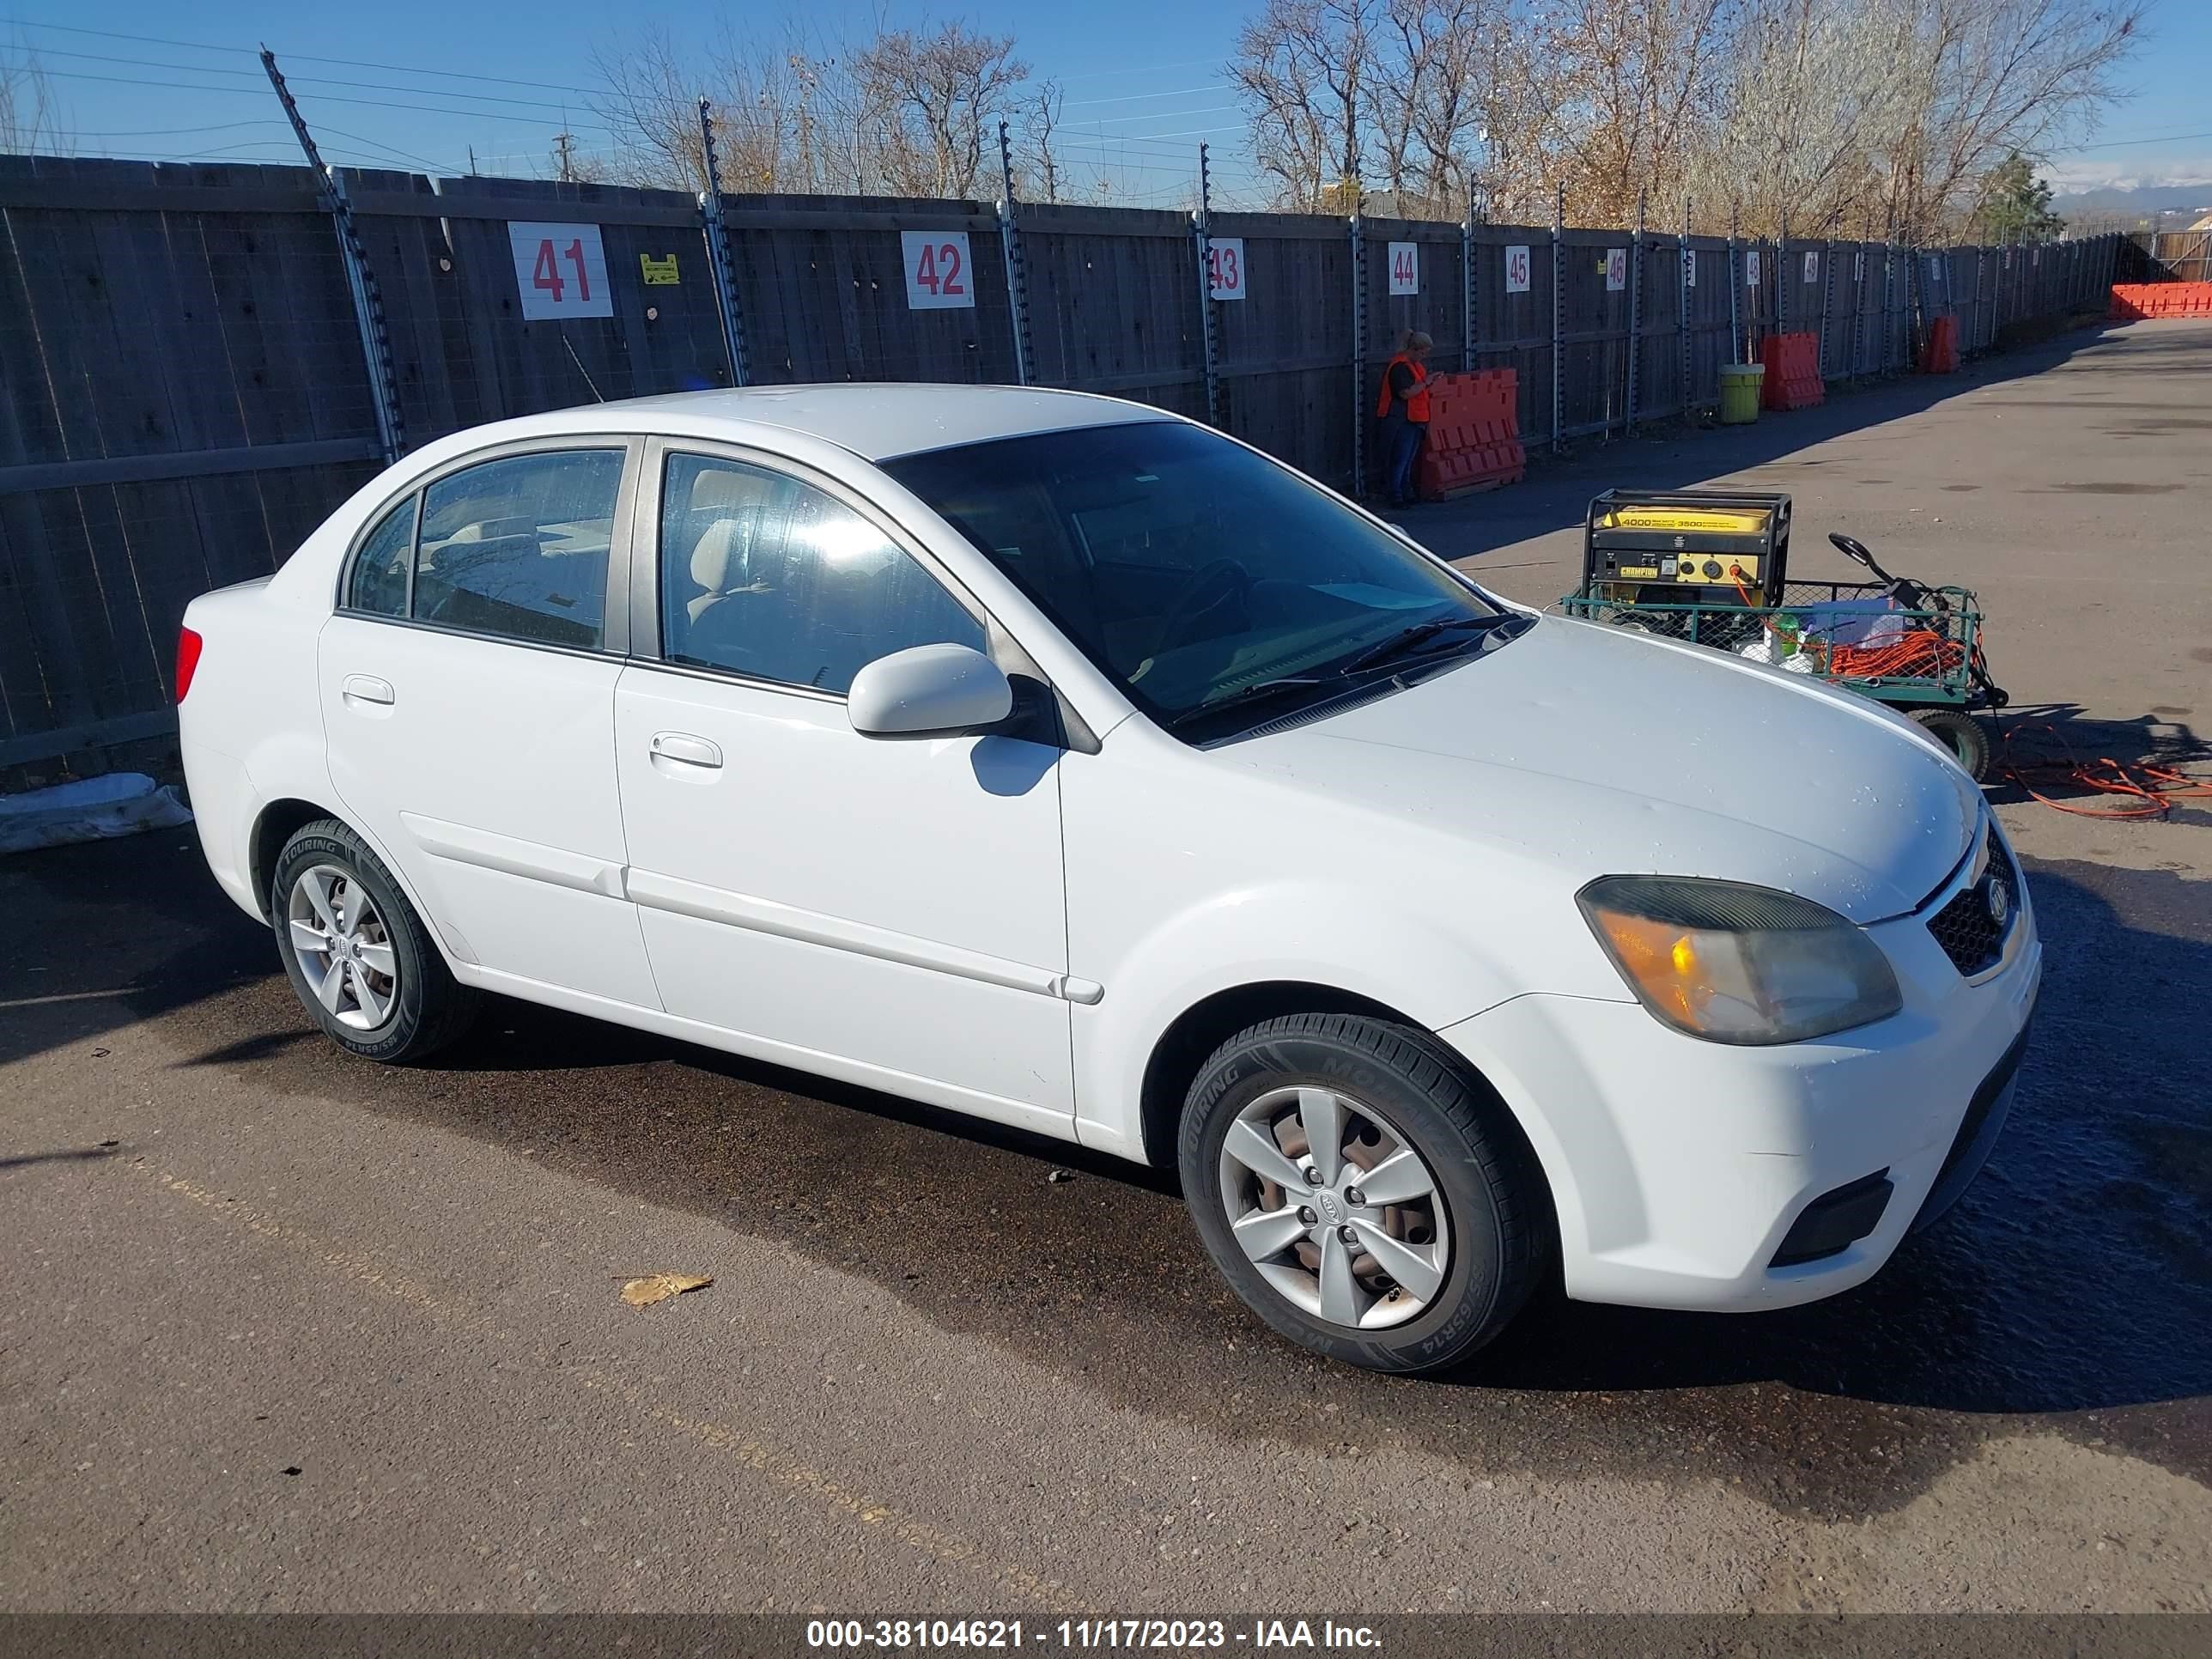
[612,440,1073,1133]
[319,438,660,1009]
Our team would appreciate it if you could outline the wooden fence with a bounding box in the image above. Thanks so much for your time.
[0,153,2124,769]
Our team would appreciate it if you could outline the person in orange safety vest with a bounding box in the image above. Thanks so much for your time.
[1376,330,1433,507]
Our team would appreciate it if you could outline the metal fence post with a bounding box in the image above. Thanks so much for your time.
[1819,230,1835,378]
[1726,204,1741,368]
[1849,213,1868,378]
[1192,143,1222,430]
[1350,208,1367,493]
[995,120,1033,387]
[1626,191,1644,432]
[263,50,405,462]
[1678,194,1692,414]
[1778,205,1790,337]
[1462,191,1476,372]
[696,100,750,388]
[1551,184,1565,453]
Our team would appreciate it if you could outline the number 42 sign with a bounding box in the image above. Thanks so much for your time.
[902,231,975,309]
[509,222,613,321]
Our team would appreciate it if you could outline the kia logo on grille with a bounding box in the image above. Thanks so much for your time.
[1984,878,2010,928]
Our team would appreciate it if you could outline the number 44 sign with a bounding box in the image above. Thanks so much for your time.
[509,222,613,321]
[1386,241,1418,296]
[902,231,975,309]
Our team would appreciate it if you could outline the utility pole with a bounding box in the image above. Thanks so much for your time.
[553,131,576,183]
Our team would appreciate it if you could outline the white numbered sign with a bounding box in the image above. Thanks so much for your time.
[1746,249,1762,287]
[1504,245,1531,294]
[1682,246,1697,287]
[509,222,613,321]
[1206,238,1247,301]
[1387,241,1419,296]
[901,231,975,309]
[1604,247,1627,291]
[1803,251,1820,284]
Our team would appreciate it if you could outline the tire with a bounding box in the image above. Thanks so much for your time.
[1178,1013,1545,1375]
[271,818,481,1063]
[1906,706,1992,782]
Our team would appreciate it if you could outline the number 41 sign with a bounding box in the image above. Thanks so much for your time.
[509,222,613,321]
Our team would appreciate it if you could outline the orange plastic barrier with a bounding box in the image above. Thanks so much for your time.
[1759,331,1825,410]
[1415,368,1525,499]
[2109,282,2212,319]
[1919,312,1960,374]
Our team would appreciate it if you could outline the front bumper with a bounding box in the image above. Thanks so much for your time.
[1437,865,2041,1313]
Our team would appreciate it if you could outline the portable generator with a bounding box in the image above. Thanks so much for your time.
[1582,489,1791,610]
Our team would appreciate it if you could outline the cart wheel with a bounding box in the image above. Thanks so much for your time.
[1907,707,1992,782]
[1611,617,1656,633]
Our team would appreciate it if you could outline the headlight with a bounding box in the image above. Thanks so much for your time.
[1577,876,1902,1045]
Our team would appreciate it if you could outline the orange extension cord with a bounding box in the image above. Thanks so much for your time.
[1730,580,2211,820]
[1996,720,2212,821]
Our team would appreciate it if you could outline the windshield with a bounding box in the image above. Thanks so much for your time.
[881,422,1507,733]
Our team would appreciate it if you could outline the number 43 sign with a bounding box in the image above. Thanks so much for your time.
[509,222,613,321]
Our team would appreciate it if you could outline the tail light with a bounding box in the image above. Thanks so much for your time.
[174,626,204,703]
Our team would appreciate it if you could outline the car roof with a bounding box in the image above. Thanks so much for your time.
[599,382,1170,461]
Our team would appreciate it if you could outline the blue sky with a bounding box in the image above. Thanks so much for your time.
[5,1,2209,199]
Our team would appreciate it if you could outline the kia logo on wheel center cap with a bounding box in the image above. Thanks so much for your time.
[1316,1190,1345,1224]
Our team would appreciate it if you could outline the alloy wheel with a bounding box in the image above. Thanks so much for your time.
[287,864,399,1031]
[1215,1085,1451,1329]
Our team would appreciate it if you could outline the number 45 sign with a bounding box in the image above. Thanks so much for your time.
[509,222,613,321]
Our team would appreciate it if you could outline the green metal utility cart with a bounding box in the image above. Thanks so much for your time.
[1561,489,2008,781]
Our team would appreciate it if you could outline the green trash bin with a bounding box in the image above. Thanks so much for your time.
[1719,362,1764,425]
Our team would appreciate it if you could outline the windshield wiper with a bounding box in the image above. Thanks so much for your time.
[1164,675,1332,732]
[1334,613,1518,678]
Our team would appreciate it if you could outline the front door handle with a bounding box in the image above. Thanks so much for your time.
[649,732,723,769]
[342,674,396,707]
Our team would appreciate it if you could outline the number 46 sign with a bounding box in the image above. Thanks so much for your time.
[509,222,613,321]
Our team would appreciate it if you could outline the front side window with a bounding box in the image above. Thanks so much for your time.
[408,448,626,649]
[659,453,986,695]
[883,422,1512,737]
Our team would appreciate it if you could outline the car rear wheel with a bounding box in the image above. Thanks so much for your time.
[272,818,480,1063]
[1179,1012,1545,1374]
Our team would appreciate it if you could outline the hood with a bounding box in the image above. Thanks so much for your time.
[1236,613,1981,923]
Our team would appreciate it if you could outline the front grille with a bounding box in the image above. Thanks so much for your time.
[1924,825,2020,976]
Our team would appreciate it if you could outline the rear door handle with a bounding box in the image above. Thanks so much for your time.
[649,732,723,769]
[342,674,396,707]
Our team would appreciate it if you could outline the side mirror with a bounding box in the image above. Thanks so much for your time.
[848,643,1013,738]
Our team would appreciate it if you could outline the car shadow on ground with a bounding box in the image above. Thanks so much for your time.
[6,817,2207,1516]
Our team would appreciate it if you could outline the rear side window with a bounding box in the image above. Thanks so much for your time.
[659,453,985,695]
[345,496,416,617]
[410,449,626,649]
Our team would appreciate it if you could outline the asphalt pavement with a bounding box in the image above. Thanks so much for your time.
[3,319,2208,1615]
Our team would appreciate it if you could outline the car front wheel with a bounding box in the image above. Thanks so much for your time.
[1179,1012,1546,1374]
[271,818,480,1063]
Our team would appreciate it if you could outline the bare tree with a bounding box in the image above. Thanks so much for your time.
[1019,79,1064,202]
[1231,0,1377,211]
[854,22,1028,198]
[1,46,70,155]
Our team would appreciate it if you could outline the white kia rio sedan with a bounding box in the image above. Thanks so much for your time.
[179,386,2039,1373]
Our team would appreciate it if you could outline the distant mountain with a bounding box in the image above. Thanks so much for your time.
[2050,181,2212,217]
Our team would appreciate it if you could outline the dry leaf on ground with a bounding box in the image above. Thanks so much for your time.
[619,1273,713,1308]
